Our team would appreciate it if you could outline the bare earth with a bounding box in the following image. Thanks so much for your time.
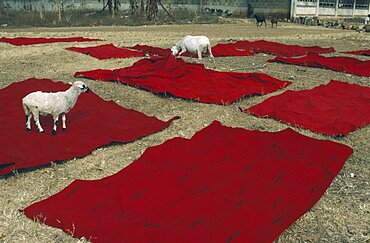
[0,20,369,242]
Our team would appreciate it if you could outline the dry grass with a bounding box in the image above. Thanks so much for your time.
[0,20,369,242]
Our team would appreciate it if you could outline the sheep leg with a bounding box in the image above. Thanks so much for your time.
[33,111,44,133]
[52,115,59,136]
[197,49,203,61]
[26,113,32,131]
[62,113,67,131]
[177,49,186,57]
[23,103,32,131]
[207,45,215,64]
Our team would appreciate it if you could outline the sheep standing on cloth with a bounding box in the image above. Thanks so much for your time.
[22,81,89,135]
[171,35,215,62]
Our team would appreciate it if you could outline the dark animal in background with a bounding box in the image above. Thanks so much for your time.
[254,15,266,27]
[222,10,233,17]
[271,17,278,27]
[205,7,216,15]
[216,9,223,16]
[205,8,232,17]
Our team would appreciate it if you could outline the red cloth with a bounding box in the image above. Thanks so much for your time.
[75,55,291,105]
[244,80,370,136]
[212,40,335,57]
[211,43,256,57]
[0,37,101,46]
[268,53,370,77]
[23,121,353,242]
[64,41,334,60]
[129,44,171,56]
[342,49,370,56]
[66,44,146,59]
[0,78,178,176]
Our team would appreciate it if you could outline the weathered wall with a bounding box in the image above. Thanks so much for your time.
[4,0,292,18]
[293,0,370,17]
[172,0,291,17]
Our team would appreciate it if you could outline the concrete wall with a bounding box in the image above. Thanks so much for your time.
[4,0,369,18]
[4,0,292,18]
[293,0,370,17]
[171,0,292,17]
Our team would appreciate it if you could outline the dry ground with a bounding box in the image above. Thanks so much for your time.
[0,20,369,242]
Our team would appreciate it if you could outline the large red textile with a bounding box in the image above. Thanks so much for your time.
[64,41,334,60]
[75,55,291,105]
[269,54,370,77]
[23,121,353,242]
[342,49,370,56]
[244,80,370,136]
[211,42,256,57]
[66,44,146,59]
[212,40,335,57]
[0,37,101,46]
[0,78,178,176]
[129,44,171,56]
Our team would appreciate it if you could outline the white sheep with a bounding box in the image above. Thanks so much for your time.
[22,81,89,135]
[171,35,215,62]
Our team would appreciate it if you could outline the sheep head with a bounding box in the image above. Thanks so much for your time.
[73,81,89,93]
[171,45,180,56]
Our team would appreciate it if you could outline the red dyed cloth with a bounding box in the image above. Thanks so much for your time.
[0,37,101,46]
[211,43,255,57]
[342,49,370,56]
[244,80,370,136]
[212,40,335,57]
[23,121,352,242]
[64,41,334,60]
[66,44,146,60]
[0,78,178,176]
[75,55,291,105]
[129,44,171,56]
[269,53,370,77]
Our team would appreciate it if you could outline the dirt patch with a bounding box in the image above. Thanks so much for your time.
[0,21,369,242]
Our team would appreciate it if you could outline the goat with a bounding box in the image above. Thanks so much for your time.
[271,17,278,28]
[254,15,266,27]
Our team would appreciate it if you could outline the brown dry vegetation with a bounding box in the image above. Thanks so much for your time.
[0,20,369,242]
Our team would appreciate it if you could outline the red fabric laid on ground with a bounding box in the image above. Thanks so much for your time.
[212,40,335,57]
[0,37,101,46]
[75,55,291,105]
[268,53,370,77]
[66,44,146,59]
[342,49,370,56]
[211,42,256,57]
[64,41,334,60]
[23,121,353,242]
[244,80,370,136]
[0,78,178,176]
[129,44,171,56]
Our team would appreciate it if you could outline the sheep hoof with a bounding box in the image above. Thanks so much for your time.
[39,131,44,133]
[26,128,31,131]
[52,130,57,136]
[62,128,66,132]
